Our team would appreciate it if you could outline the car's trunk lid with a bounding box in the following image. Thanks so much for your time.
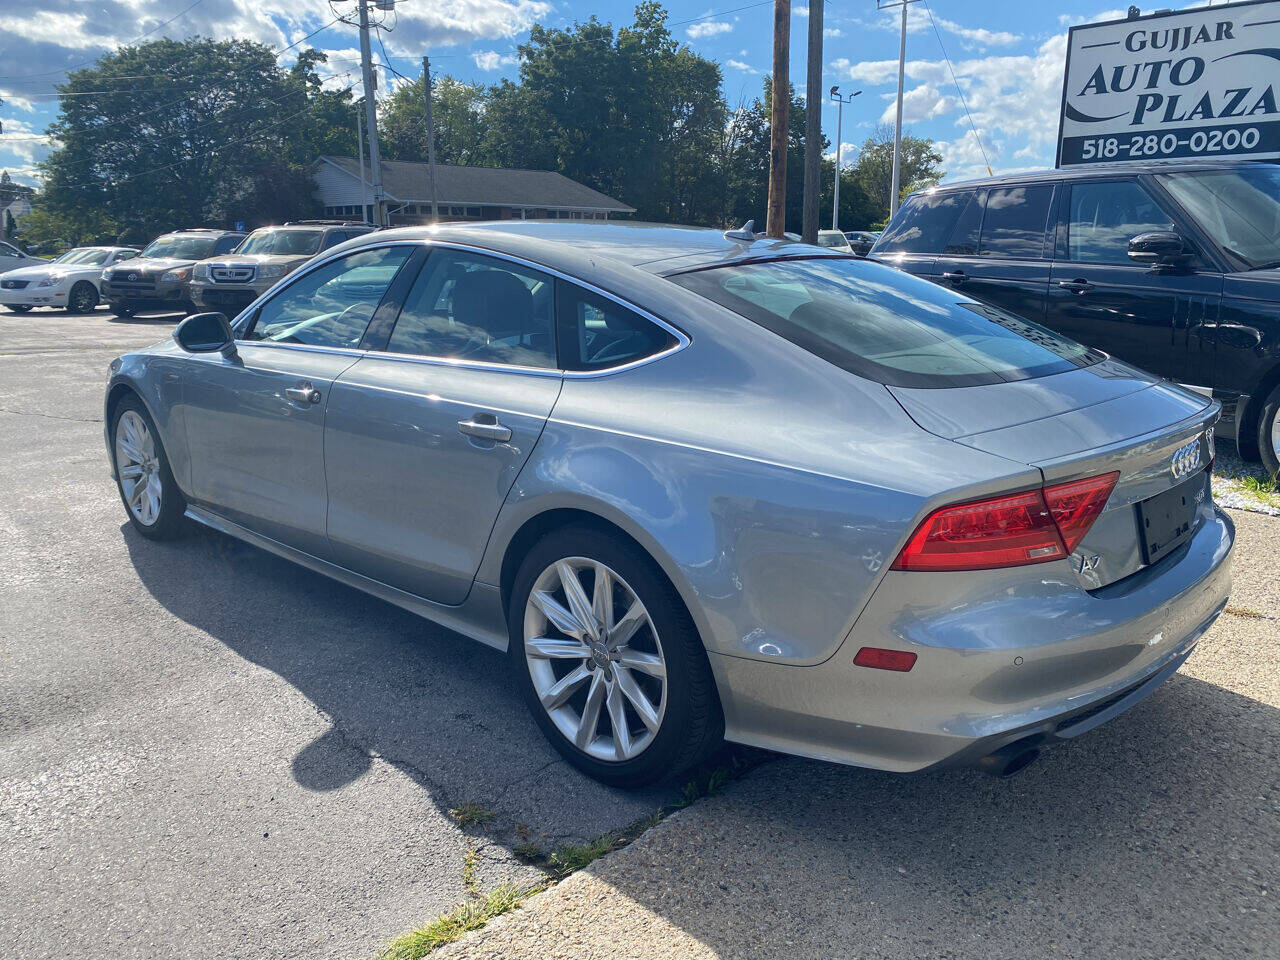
[888,358,1218,589]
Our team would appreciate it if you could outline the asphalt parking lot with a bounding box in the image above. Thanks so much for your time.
[3,307,1278,959]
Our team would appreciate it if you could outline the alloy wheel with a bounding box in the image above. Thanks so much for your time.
[115,410,162,525]
[70,283,98,313]
[523,557,668,762]
[1271,407,1280,464]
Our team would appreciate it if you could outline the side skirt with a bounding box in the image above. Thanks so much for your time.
[184,506,510,651]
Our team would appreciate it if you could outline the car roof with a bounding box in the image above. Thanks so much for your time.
[355,220,847,275]
[916,158,1280,194]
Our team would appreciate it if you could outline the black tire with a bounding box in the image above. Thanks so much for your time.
[110,394,188,540]
[508,525,723,788]
[67,281,99,313]
[1258,384,1280,477]
[4,304,32,313]
[110,301,136,318]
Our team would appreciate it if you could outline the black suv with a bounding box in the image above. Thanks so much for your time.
[871,160,1280,473]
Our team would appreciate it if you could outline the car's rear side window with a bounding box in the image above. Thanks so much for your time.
[873,191,973,255]
[669,257,1099,388]
[555,281,676,371]
[977,185,1054,259]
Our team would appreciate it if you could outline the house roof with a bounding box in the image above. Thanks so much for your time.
[316,156,635,213]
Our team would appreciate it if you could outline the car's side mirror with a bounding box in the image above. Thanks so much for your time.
[1128,231,1192,269]
[174,312,237,357]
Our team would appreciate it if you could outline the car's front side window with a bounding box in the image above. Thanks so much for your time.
[244,246,414,349]
[1067,180,1176,264]
[383,249,556,369]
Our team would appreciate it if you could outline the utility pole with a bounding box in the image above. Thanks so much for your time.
[879,0,918,218]
[800,0,823,244]
[356,0,385,225]
[765,0,790,238]
[829,87,860,230]
[356,102,370,220]
[421,56,440,222]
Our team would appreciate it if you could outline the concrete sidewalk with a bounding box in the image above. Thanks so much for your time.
[435,509,1280,960]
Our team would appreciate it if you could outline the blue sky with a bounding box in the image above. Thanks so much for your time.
[0,0,1165,188]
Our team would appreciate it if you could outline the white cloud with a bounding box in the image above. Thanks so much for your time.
[881,83,956,125]
[472,50,518,70]
[824,28,843,38]
[934,18,1020,47]
[725,60,759,74]
[686,20,733,39]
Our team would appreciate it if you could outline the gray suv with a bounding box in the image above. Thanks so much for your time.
[102,229,245,317]
[189,221,377,315]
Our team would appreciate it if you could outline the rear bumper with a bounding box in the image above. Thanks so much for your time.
[710,504,1234,773]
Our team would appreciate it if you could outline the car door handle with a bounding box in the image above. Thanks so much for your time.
[941,271,967,284]
[285,383,321,405]
[1057,279,1095,294]
[458,413,512,443]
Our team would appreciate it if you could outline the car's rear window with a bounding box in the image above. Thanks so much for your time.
[668,256,1100,388]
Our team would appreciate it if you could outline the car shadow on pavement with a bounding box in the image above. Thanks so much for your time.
[575,669,1280,959]
[105,312,185,325]
[121,520,675,849]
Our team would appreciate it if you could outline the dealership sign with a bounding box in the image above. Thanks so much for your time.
[1057,0,1280,167]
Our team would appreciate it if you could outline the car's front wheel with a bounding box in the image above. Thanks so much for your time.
[509,526,722,787]
[1259,384,1280,477]
[68,281,99,313]
[111,395,187,539]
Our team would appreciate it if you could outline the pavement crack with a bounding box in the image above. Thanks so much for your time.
[0,407,103,423]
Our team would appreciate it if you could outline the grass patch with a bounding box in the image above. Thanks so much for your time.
[512,842,544,862]
[1239,473,1280,506]
[377,883,536,960]
[448,802,495,829]
[461,844,479,895]
[546,833,626,878]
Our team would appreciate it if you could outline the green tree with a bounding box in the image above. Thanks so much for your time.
[850,124,944,223]
[38,38,351,238]
[380,74,487,165]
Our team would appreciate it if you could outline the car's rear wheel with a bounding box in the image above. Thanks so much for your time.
[111,395,187,539]
[509,526,722,787]
[68,281,98,313]
[1259,384,1280,477]
[4,304,32,313]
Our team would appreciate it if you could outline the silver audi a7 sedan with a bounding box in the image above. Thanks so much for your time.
[106,222,1234,786]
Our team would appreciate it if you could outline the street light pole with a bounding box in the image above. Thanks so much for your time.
[879,0,919,218]
[829,87,860,231]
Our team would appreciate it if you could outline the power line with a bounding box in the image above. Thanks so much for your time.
[921,0,992,176]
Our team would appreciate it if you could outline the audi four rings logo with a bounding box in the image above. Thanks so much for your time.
[1171,438,1202,480]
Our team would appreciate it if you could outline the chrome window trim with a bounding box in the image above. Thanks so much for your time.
[227,237,691,378]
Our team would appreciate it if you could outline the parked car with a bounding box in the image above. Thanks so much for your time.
[844,230,880,256]
[105,222,1233,787]
[0,246,139,313]
[0,239,47,276]
[101,228,245,317]
[871,160,1280,474]
[190,220,377,316]
[817,229,853,252]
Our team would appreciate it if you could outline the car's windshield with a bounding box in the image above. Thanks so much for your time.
[817,233,850,249]
[139,235,219,260]
[669,256,1099,388]
[237,229,324,257]
[1158,166,1280,270]
[53,248,111,266]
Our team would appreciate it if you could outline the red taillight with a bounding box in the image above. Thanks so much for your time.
[1043,471,1119,553]
[891,472,1119,572]
[853,647,918,671]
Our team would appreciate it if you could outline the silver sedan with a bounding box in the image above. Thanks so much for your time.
[105,222,1234,786]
